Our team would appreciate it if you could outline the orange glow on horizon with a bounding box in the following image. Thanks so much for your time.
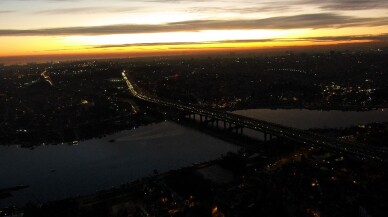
[0,39,376,58]
[0,23,387,59]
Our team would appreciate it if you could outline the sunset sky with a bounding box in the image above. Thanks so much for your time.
[1,0,388,58]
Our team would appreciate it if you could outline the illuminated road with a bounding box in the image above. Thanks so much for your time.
[41,70,53,86]
[122,71,387,165]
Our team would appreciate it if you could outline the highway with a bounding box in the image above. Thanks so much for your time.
[122,71,387,165]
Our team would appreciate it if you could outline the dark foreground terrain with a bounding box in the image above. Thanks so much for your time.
[1,50,388,217]
[9,137,386,217]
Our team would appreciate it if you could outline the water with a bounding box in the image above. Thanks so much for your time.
[2,108,388,208]
[0,121,239,208]
[233,108,388,129]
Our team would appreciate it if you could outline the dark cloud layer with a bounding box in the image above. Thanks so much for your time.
[90,33,388,49]
[301,34,388,42]
[306,0,388,11]
[0,13,387,36]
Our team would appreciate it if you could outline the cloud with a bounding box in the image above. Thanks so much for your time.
[35,6,140,14]
[89,33,388,49]
[6,0,388,10]
[0,13,387,37]
[311,0,388,11]
[33,33,388,53]
[0,10,13,14]
[131,0,388,11]
[92,39,279,48]
[188,5,295,14]
[302,33,388,42]
[94,42,211,48]
[10,0,84,1]
[141,0,211,2]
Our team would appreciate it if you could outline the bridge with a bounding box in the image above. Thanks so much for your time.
[122,71,387,165]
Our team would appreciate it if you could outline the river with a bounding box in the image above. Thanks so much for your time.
[0,121,238,208]
[1,108,387,208]
[233,108,388,129]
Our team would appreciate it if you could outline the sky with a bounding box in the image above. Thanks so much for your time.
[0,0,388,59]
